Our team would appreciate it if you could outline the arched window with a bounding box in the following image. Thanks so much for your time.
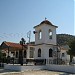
[49,29,52,39]
[39,30,42,39]
[49,48,53,57]
[24,50,26,58]
[62,53,65,57]
[29,47,34,58]
[38,48,41,57]
[16,51,18,58]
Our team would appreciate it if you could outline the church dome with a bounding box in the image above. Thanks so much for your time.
[40,20,53,25]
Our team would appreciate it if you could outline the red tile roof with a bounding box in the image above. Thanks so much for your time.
[34,20,58,28]
[40,20,53,25]
[3,41,27,49]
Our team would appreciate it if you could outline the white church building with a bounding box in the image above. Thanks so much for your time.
[33,20,58,65]
[1,19,70,65]
[27,19,70,65]
[3,20,74,73]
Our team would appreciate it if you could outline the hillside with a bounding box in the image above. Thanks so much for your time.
[57,34,75,45]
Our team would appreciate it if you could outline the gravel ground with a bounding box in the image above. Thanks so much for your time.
[0,69,74,75]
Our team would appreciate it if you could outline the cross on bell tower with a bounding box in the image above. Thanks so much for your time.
[45,17,47,20]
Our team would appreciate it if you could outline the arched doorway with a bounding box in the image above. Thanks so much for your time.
[49,48,53,57]
[38,48,41,57]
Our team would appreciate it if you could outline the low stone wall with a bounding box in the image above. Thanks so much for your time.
[4,64,46,71]
[47,64,75,74]
[4,64,75,73]
[4,64,21,71]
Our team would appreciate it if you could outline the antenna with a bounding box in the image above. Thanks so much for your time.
[27,31,31,43]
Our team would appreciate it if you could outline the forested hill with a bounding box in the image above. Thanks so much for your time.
[57,34,75,45]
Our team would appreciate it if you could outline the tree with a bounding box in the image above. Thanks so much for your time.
[0,50,6,63]
[20,38,26,45]
[57,34,75,45]
[67,39,75,62]
[19,38,26,65]
[0,50,2,62]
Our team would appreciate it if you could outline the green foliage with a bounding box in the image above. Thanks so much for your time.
[57,34,75,62]
[0,51,2,59]
[0,45,6,62]
[0,50,6,63]
[57,34,75,45]
[19,38,26,65]
[20,38,26,45]
[67,39,75,56]
[67,39,75,62]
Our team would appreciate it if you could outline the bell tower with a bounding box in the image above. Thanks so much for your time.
[34,19,58,45]
[33,19,58,64]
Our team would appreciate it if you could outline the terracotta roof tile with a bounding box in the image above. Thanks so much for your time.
[4,42,27,49]
[40,20,53,25]
[34,20,58,28]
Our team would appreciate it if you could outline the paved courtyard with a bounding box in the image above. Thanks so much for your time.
[0,69,74,75]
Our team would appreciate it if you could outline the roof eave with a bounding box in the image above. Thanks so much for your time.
[34,24,58,28]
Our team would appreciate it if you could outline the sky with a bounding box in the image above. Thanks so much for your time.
[0,0,74,44]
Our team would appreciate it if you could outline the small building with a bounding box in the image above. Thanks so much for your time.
[58,45,70,64]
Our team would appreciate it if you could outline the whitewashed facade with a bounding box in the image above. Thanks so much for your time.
[59,45,70,64]
[33,20,58,64]
[1,20,70,65]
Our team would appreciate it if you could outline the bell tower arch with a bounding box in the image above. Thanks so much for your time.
[34,20,58,45]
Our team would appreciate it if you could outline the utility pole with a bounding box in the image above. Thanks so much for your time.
[27,31,31,44]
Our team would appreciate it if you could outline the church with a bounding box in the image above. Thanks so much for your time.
[33,19,58,64]
[0,19,69,65]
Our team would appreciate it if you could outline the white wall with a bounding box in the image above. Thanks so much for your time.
[47,64,75,73]
[4,64,75,73]
[34,44,54,59]
[34,44,57,64]
[60,50,70,62]
[72,57,75,63]
[9,51,14,57]
[4,64,21,71]
[35,24,57,45]
[27,46,30,59]
[27,45,35,59]
[34,44,45,59]
[4,64,46,71]
[34,22,57,64]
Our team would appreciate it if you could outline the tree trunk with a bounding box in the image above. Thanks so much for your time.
[70,55,73,63]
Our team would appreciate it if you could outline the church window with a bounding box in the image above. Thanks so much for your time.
[29,47,34,58]
[11,51,15,56]
[49,29,52,39]
[62,53,65,57]
[16,51,18,58]
[24,50,26,58]
[39,30,42,39]
[49,48,53,57]
[11,51,15,54]
[38,48,41,57]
